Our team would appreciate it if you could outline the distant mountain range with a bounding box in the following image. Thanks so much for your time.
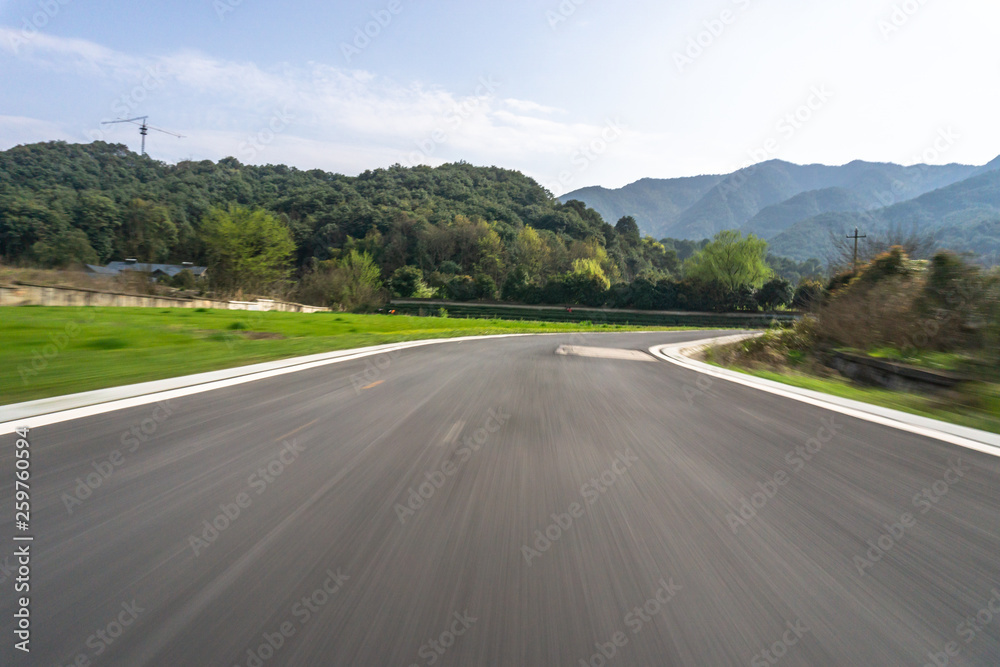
[560,158,1000,263]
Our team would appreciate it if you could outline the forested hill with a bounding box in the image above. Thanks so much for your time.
[561,157,1000,264]
[0,140,613,268]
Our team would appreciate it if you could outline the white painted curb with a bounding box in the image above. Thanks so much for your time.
[0,334,543,434]
[650,336,1000,459]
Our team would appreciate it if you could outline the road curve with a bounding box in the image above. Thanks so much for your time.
[1,331,998,666]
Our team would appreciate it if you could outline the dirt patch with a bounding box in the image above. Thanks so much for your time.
[244,331,285,340]
[194,329,285,340]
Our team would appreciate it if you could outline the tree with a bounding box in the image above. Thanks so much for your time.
[31,228,98,267]
[296,250,384,310]
[757,278,794,311]
[445,275,477,301]
[74,192,120,262]
[474,227,505,285]
[121,198,177,262]
[683,230,772,291]
[0,196,67,260]
[201,205,294,296]
[564,258,611,306]
[615,216,641,246]
[511,226,546,280]
[501,266,530,301]
[389,265,432,298]
[474,273,498,300]
[335,250,384,310]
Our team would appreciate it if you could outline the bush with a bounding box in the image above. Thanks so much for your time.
[501,267,531,302]
[438,260,461,275]
[445,275,477,301]
[757,278,793,311]
[169,268,197,290]
[792,280,824,310]
[474,273,497,300]
[294,250,384,311]
[389,265,427,298]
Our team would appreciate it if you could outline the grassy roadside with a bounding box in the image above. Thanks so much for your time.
[703,345,1000,435]
[1,306,692,405]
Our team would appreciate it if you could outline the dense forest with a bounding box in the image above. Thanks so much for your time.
[0,141,823,311]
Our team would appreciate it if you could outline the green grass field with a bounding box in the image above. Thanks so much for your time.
[707,361,1000,435]
[1,306,687,405]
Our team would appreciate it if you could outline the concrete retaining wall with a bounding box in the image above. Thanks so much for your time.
[0,283,329,313]
[827,351,965,394]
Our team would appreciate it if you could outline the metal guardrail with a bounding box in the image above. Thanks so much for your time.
[389,299,799,328]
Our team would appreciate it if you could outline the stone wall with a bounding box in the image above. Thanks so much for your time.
[0,283,329,313]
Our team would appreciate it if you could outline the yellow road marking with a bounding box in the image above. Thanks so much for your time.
[361,380,384,390]
[274,418,319,443]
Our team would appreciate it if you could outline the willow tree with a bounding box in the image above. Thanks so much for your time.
[683,230,772,291]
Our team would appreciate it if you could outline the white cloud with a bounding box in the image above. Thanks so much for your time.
[0,29,642,190]
[503,98,563,115]
[0,115,72,145]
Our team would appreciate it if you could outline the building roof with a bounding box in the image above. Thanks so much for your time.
[84,264,120,275]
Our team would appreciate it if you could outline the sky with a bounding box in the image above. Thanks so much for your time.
[1,0,998,195]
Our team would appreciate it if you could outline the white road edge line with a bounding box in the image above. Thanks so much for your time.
[0,333,547,435]
[649,336,1000,459]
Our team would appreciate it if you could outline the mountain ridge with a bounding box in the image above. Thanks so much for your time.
[561,157,1000,263]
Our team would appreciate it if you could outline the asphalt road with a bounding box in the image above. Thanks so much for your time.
[1,331,998,666]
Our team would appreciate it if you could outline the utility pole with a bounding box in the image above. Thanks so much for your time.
[847,227,866,273]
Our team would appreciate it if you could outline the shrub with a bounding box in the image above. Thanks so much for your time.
[389,265,427,298]
[474,273,498,300]
[792,280,824,310]
[445,275,477,301]
[757,278,793,311]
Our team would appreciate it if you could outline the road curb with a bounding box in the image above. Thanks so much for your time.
[0,334,543,433]
[649,335,1000,459]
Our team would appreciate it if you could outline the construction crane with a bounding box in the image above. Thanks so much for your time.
[100,116,184,156]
